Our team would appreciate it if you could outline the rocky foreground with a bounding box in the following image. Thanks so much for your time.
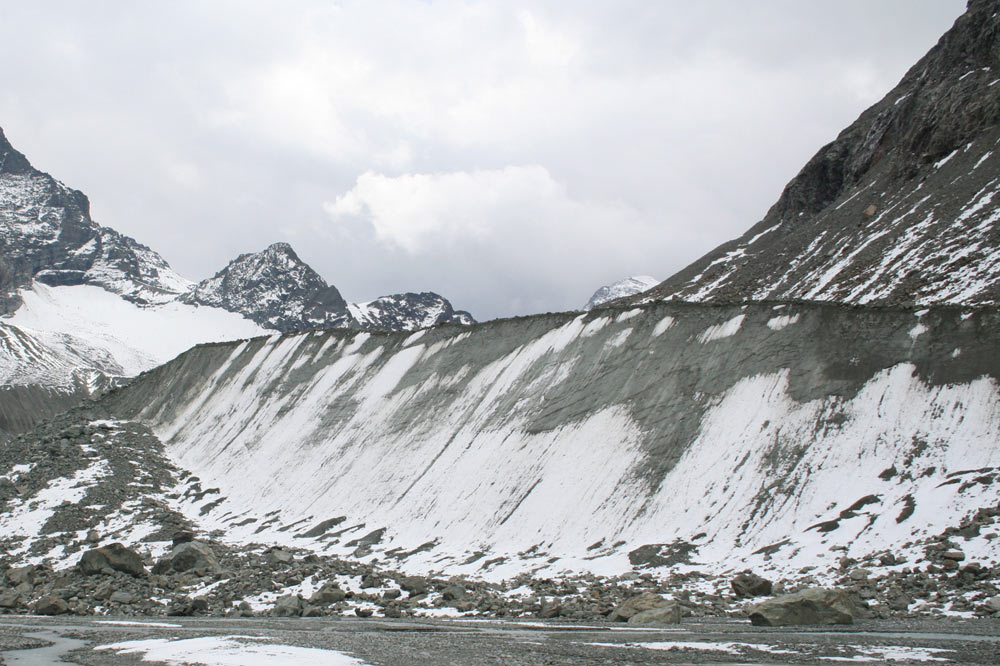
[0,408,998,625]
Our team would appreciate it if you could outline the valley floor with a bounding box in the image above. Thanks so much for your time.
[0,615,998,665]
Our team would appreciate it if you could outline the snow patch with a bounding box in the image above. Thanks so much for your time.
[95,636,369,666]
[697,315,745,343]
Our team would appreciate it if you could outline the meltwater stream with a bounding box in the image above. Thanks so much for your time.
[1,630,87,666]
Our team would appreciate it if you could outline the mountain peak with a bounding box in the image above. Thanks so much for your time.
[0,127,32,175]
[0,126,189,313]
[640,0,1000,307]
[182,243,349,332]
[584,276,659,310]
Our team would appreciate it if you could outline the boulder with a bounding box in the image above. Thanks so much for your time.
[749,588,854,626]
[0,591,21,609]
[608,592,670,622]
[538,601,561,619]
[6,565,36,586]
[79,543,147,577]
[33,595,70,615]
[360,573,382,589]
[109,590,135,604]
[172,530,196,545]
[442,585,469,602]
[731,572,773,599]
[628,601,683,626]
[271,595,303,617]
[167,596,209,617]
[398,576,429,595]
[266,548,295,566]
[309,582,347,605]
[155,541,221,574]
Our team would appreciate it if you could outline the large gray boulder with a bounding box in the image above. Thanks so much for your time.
[309,582,347,605]
[272,595,303,617]
[78,543,147,577]
[154,540,222,574]
[749,587,854,626]
[731,572,772,599]
[628,601,684,626]
[609,592,671,622]
[32,595,70,615]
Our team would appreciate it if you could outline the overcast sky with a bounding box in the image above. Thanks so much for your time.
[1,1,966,320]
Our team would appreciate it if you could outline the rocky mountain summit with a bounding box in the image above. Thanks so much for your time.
[181,243,352,332]
[184,243,473,332]
[0,128,190,314]
[633,0,1000,307]
[584,276,659,310]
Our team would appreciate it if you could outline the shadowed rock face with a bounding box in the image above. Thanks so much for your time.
[635,0,1000,308]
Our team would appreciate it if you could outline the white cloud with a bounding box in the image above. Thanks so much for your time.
[322,166,672,317]
[0,0,968,320]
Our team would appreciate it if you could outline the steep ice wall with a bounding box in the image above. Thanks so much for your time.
[111,302,1000,578]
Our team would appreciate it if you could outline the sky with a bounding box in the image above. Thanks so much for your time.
[0,1,966,321]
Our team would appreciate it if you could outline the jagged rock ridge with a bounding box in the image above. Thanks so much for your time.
[636,0,1000,307]
[183,242,474,332]
[181,243,351,332]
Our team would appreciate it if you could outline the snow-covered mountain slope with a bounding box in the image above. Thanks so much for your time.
[0,283,267,436]
[638,0,1000,307]
[0,128,190,313]
[102,300,1000,581]
[584,276,659,310]
[8,283,268,376]
[184,242,475,332]
[0,323,123,436]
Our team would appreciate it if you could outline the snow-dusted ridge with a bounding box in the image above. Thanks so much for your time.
[584,276,659,310]
[103,299,1000,580]
[639,0,1000,308]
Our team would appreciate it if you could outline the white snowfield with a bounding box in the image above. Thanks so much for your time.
[2,283,268,383]
[125,301,1000,581]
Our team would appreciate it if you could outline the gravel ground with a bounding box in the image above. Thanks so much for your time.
[0,615,997,665]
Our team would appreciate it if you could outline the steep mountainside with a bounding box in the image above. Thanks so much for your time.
[183,243,474,332]
[584,276,659,310]
[637,0,999,306]
[93,300,1000,582]
[0,128,190,313]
